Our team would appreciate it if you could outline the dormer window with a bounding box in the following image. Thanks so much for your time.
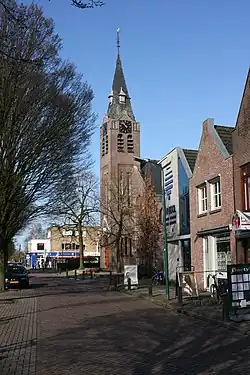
[119,87,126,104]
[108,89,113,104]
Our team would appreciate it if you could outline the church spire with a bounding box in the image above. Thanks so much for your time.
[107,29,135,120]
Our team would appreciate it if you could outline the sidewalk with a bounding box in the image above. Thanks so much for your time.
[0,295,37,375]
[123,284,250,335]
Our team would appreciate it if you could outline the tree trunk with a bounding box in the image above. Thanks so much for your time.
[78,225,84,269]
[116,238,121,273]
[0,240,8,292]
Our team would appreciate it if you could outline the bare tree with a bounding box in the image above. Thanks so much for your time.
[23,223,46,252]
[101,172,136,272]
[136,175,161,277]
[51,172,99,269]
[0,3,95,290]
[70,0,105,8]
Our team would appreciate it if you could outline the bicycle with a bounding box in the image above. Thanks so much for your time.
[207,272,228,303]
[152,270,163,285]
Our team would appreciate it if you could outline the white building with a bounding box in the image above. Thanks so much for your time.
[27,239,51,265]
[159,147,197,281]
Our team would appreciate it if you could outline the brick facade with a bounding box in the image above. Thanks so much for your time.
[190,118,234,288]
[232,69,250,262]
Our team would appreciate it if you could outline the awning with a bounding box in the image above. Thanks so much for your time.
[197,226,229,237]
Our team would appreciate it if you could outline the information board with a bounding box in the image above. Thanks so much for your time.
[227,264,250,309]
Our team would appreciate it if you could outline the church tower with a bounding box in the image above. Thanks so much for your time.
[100,29,141,270]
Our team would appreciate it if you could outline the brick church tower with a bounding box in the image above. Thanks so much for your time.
[100,30,141,270]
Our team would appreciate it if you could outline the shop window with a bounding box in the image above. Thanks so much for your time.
[210,178,221,210]
[241,164,250,211]
[197,184,207,214]
[216,236,231,272]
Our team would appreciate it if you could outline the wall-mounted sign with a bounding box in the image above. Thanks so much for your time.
[232,210,250,231]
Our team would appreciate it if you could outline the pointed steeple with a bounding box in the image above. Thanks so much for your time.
[107,29,135,120]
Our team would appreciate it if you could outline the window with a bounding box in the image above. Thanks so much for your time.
[197,184,207,214]
[119,94,126,103]
[127,172,132,207]
[117,134,124,152]
[127,135,134,153]
[210,178,221,210]
[241,164,250,211]
[37,243,44,251]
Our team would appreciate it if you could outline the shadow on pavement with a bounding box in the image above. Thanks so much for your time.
[37,301,250,375]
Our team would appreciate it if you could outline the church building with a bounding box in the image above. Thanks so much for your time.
[100,30,161,271]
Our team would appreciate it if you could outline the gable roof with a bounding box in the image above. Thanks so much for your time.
[214,125,234,155]
[182,149,198,172]
[235,68,250,130]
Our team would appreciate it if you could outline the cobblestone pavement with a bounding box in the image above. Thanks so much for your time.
[2,276,250,374]
[36,278,250,375]
[0,294,37,375]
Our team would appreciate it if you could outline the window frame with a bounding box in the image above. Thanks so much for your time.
[241,163,250,211]
[210,178,221,211]
[197,184,208,214]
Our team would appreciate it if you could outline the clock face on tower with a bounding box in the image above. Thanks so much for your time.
[119,120,132,134]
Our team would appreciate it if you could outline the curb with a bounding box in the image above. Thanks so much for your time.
[122,289,250,336]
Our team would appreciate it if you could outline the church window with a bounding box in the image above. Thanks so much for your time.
[102,135,108,156]
[127,171,132,207]
[117,133,124,152]
[127,134,134,153]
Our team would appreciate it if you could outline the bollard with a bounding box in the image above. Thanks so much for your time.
[114,275,118,291]
[66,269,68,278]
[59,267,62,274]
[148,284,152,297]
[222,294,229,321]
[178,286,183,305]
[90,270,93,279]
[74,269,77,280]
[109,271,112,289]
[82,270,85,280]
[128,277,131,290]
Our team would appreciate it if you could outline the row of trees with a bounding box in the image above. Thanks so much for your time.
[22,171,162,277]
[0,0,162,290]
[0,1,96,290]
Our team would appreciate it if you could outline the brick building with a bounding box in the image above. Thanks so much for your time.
[232,69,250,262]
[190,118,234,289]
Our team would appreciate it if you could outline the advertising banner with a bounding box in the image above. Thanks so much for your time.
[124,265,138,289]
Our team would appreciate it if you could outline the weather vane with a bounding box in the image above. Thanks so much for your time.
[117,28,120,55]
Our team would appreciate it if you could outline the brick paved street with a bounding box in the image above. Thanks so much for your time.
[1,276,250,374]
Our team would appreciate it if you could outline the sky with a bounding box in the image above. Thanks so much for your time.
[17,0,250,244]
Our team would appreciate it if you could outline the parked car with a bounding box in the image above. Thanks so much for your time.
[5,265,30,289]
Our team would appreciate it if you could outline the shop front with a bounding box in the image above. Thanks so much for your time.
[198,226,232,290]
[232,210,250,263]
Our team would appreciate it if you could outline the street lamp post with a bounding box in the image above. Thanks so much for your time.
[161,167,170,299]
